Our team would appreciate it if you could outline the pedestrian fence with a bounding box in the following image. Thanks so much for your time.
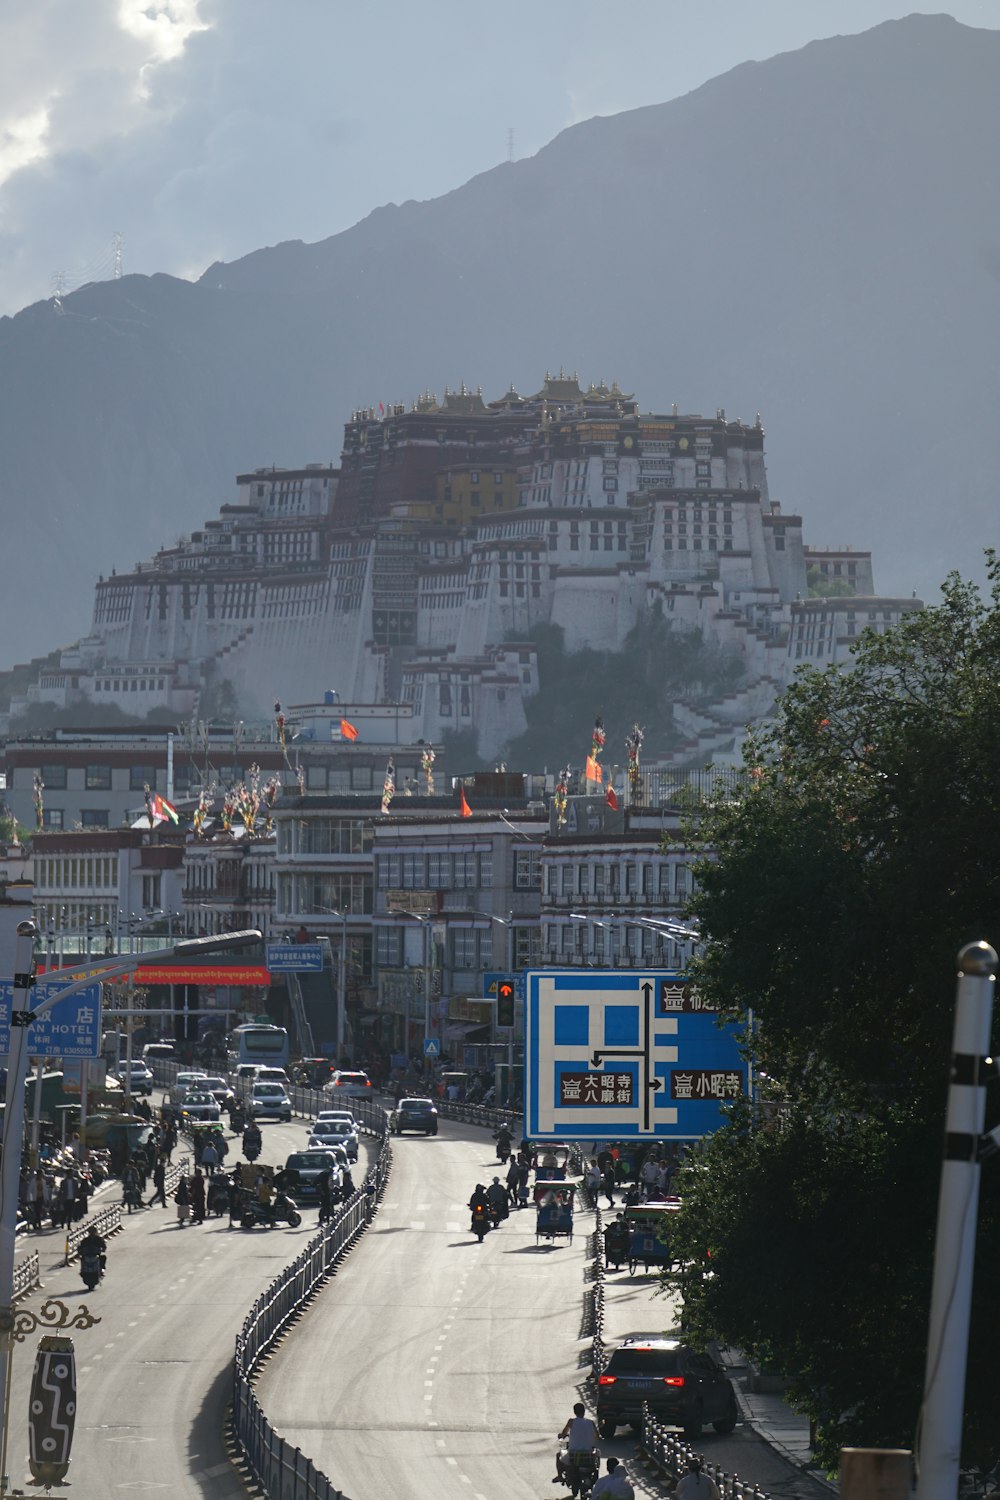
[230,1095,390,1500]
[12,1251,39,1302]
[64,1202,122,1265]
[640,1408,772,1500]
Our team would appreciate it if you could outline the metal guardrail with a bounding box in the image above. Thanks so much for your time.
[230,1095,390,1500]
[12,1251,39,1302]
[641,1408,772,1499]
[64,1202,123,1264]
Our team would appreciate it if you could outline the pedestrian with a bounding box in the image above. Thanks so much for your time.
[585,1158,601,1201]
[672,1456,720,1499]
[340,1166,355,1199]
[190,1168,206,1225]
[592,1456,635,1498]
[200,1138,218,1176]
[317,1170,334,1224]
[601,1162,616,1210]
[516,1161,530,1209]
[174,1174,191,1227]
[505,1157,520,1208]
[147,1157,167,1208]
[121,1159,142,1214]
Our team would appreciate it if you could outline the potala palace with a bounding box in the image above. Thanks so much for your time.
[17,374,919,762]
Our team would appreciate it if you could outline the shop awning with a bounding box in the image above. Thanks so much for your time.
[441,1021,490,1041]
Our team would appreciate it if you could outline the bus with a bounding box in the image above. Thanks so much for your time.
[227,1024,290,1072]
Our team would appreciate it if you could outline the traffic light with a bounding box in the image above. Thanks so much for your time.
[497,979,515,1029]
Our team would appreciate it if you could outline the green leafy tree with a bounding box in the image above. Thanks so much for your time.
[670,560,1000,1468]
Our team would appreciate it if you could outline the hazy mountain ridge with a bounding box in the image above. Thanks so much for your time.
[1,12,998,664]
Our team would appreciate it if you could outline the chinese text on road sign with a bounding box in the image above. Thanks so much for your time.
[525,970,747,1142]
[0,979,103,1059]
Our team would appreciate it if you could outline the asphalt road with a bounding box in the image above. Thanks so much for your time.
[6,1114,374,1498]
[257,1115,835,1500]
[256,1117,588,1499]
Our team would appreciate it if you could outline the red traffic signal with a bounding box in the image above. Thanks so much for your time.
[497,980,515,1028]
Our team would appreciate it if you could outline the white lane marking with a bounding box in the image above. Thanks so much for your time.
[436,1439,446,1448]
[428,1420,439,1427]
[445,1456,457,1466]
[410,1221,426,1231]
[447,1222,462,1232]
[416,1203,431,1210]
[423,1394,433,1403]
[424,1380,434,1387]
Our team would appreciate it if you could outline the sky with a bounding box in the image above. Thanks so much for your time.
[0,1,996,319]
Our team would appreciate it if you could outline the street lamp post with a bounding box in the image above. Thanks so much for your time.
[401,912,433,1055]
[487,913,516,1104]
[0,921,262,1492]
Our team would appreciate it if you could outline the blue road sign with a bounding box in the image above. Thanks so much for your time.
[423,1037,441,1058]
[266,943,324,973]
[524,970,748,1142]
[0,978,103,1059]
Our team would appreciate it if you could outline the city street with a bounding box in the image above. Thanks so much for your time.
[6,1115,360,1497]
[258,1116,834,1500]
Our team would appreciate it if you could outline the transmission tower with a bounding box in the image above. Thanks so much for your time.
[113,230,124,279]
[507,128,514,163]
[50,271,67,312]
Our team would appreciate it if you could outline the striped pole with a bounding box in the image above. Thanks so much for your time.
[915,941,996,1500]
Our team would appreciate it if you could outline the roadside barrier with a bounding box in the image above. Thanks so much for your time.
[230,1095,389,1500]
[12,1251,39,1302]
[64,1202,123,1265]
[640,1407,772,1499]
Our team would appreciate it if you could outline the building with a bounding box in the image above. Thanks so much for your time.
[11,374,920,763]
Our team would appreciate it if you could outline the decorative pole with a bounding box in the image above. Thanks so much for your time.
[915,941,997,1500]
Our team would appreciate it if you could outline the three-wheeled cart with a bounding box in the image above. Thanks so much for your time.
[625,1198,682,1274]
[534,1180,576,1245]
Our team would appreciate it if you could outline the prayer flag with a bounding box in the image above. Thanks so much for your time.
[340,719,359,741]
[459,787,472,818]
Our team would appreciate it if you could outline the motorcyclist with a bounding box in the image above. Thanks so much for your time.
[604,1212,630,1269]
[78,1227,107,1275]
[591,1456,635,1498]
[468,1183,490,1232]
[485,1177,508,1225]
[554,1402,599,1486]
[242,1122,262,1161]
[494,1123,513,1162]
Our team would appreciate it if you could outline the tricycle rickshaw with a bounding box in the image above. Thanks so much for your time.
[534,1180,576,1245]
[625,1198,681,1275]
[533,1142,571,1180]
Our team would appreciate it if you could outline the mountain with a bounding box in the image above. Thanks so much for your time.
[1,13,998,666]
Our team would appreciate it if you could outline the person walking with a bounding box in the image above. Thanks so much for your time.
[200,1138,218,1176]
[592,1457,635,1498]
[190,1168,206,1225]
[121,1159,142,1214]
[601,1161,617,1210]
[147,1156,167,1208]
[174,1174,191,1227]
[672,1456,720,1499]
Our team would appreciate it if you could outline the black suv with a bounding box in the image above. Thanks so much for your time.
[597,1337,738,1440]
[389,1097,439,1136]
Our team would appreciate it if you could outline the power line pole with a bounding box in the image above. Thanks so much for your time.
[113,230,124,279]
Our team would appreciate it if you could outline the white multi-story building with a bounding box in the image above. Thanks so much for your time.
[13,376,920,764]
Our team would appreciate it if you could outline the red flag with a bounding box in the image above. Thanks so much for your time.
[378,401,384,415]
[459,787,472,818]
[585,754,603,784]
[605,785,619,811]
[340,719,359,741]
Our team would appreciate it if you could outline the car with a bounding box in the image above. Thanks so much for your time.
[307,1121,358,1161]
[142,1042,176,1064]
[596,1337,738,1440]
[282,1150,343,1202]
[181,1090,221,1124]
[118,1060,154,1096]
[252,1066,291,1089]
[247,1082,292,1121]
[170,1070,208,1104]
[306,1138,350,1170]
[389,1097,439,1136]
[323,1070,373,1101]
[200,1075,236,1110]
[307,1109,360,1134]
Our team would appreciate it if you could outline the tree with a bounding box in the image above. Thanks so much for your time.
[670,560,1000,1468]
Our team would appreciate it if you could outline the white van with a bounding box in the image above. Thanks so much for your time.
[142,1042,176,1063]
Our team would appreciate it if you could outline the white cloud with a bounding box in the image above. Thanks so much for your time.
[0,106,52,190]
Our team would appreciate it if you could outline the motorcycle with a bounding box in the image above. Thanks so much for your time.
[494,1132,512,1165]
[79,1249,104,1291]
[207,1178,231,1217]
[556,1444,599,1499]
[238,1189,302,1230]
[486,1190,508,1228]
[242,1127,262,1163]
[471,1202,489,1242]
